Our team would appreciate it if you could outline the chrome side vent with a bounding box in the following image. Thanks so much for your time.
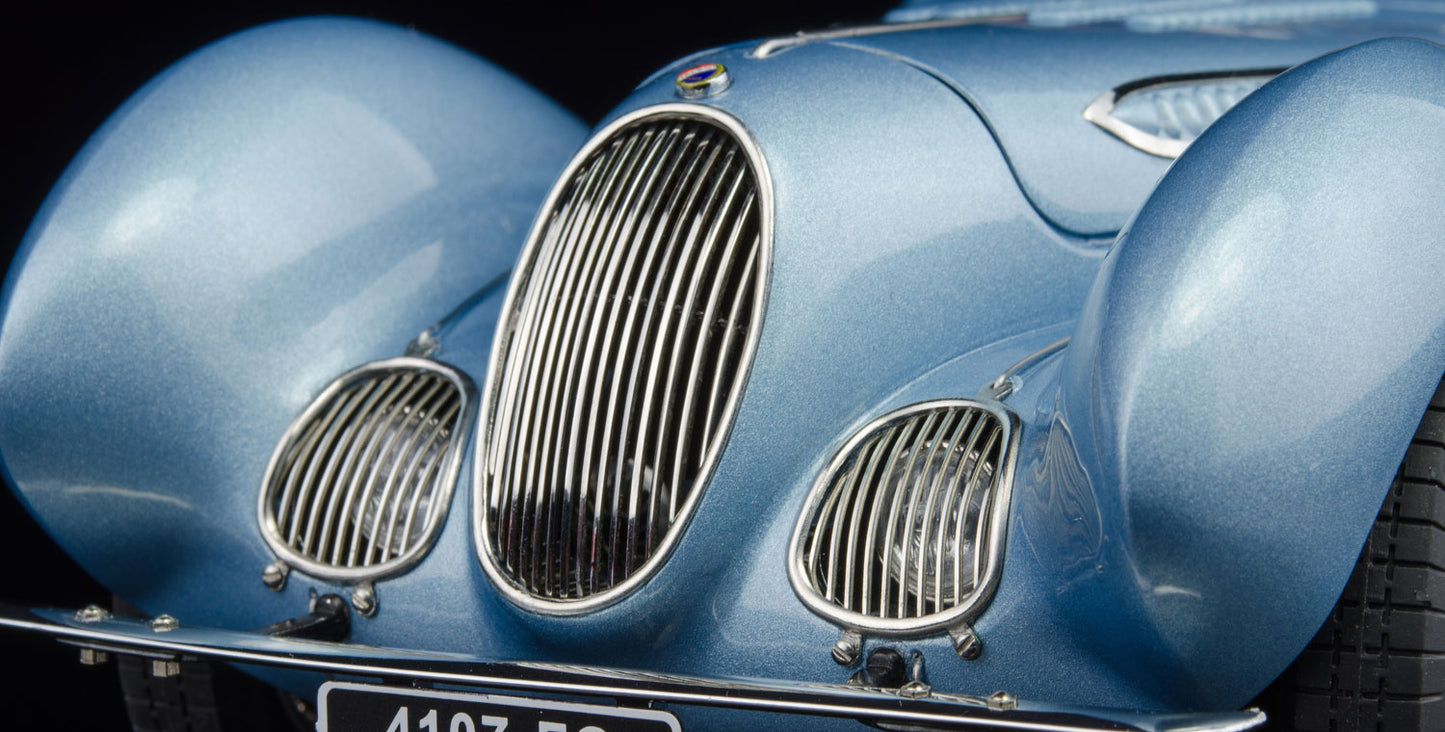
[259,358,474,582]
[1084,70,1281,158]
[477,106,770,612]
[789,401,1018,634]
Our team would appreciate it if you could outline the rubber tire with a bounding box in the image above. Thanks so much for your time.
[1281,378,1445,731]
[113,600,314,732]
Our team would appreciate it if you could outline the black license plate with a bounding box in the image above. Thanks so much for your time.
[318,681,682,732]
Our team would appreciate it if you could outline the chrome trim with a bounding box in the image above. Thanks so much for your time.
[789,400,1020,636]
[1082,70,1282,159]
[258,357,476,583]
[988,336,1070,400]
[474,104,773,615]
[751,14,1026,59]
[0,603,1267,732]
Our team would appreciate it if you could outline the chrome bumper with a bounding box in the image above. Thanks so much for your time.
[0,602,1263,732]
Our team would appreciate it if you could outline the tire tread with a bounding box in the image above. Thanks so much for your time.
[1290,380,1445,731]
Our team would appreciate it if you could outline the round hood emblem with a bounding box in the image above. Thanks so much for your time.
[676,62,730,98]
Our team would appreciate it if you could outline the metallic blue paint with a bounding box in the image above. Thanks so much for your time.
[5,5,1445,727]
[0,17,583,628]
[1053,35,1445,706]
[839,12,1445,235]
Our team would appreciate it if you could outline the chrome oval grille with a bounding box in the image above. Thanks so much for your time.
[478,107,769,610]
[259,358,473,582]
[790,401,1018,633]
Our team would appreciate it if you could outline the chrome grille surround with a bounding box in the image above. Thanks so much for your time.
[474,105,772,614]
[258,357,474,583]
[789,400,1020,635]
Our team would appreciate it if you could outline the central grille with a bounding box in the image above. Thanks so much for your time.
[479,109,768,609]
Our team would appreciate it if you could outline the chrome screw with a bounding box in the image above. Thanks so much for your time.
[261,562,290,592]
[75,604,111,624]
[78,648,110,666]
[351,583,377,618]
[832,630,863,666]
[950,625,982,661]
[149,614,180,632]
[151,659,181,678]
[987,691,1017,712]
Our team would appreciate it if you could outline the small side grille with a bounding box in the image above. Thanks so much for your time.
[479,108,769,610]
[791,401,1016,632]
[260,358,472,581]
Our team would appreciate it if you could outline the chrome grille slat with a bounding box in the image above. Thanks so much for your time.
[533,129,660,593]
[703,239,759,448]
[393,396,463,554]
[878,410,946,618]
[317,374,415,563]
[620,132,724,585]
[295,384,380,552]
[496,141,621,569]
[274,404,335,541]
[552,126,677,596]
[335,376,438,564]
[583,125,696,598]
[515,132,642,588]
[845,421,909,611]
[914,410,985,618]
[929,412,974,611]
[480,110,768,609]
[791,401,1016,633]
[259,359,473,582]
[358,380,451,565]
[372,393,461,565]
[965,424,1003,604]
[640,152,743,575]
[667,182,756,551]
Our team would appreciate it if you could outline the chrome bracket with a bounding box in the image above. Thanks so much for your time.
[832,630,863,666]
[949,624,982,661]
[898,650,931,699]
[351,582,378,618]
[405,329,440,358]
[261,561,290,592]
[983,336,1070,403]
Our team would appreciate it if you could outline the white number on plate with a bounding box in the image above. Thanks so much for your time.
[384,707,605,732]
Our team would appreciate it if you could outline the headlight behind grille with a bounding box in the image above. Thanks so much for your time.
[259,358,473,582]
[790,400,1018,634]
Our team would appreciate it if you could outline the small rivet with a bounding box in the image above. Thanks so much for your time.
[149,614,180,632]
[987,691,1017,712]
[75,604,110,624]
[675,62,731,99]
[351,583,377,618]
[78,648,110,666]
[151,659,181,678]
[899,680,931,699]
[832,630,862,666]
[261,562,289,592]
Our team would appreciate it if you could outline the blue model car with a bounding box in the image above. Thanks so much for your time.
[5,2,1445,730]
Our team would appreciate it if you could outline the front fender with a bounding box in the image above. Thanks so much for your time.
[1051,36,1445,707]
[0,17,585,618]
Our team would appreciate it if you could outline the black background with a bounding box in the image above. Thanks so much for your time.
[0,2,892,728]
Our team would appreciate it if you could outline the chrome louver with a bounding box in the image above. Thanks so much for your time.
[1083,70,1280,158]
[259,358,474,582]
[477,107,770,612]
[789,401,1018,634]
